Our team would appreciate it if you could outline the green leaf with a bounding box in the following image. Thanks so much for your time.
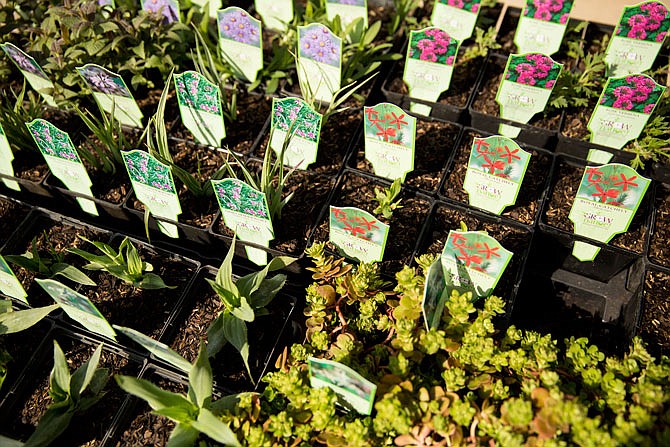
[153,405,196,424]
[0,434,24,447]
[216,236,239,298]
[0,304,58,335]
[188,343,212,408]
[137,273,176,289]
[209,393,243,413]
[51,264,96,286]
[115,376,194,411]
[166,423,199,447]
[206,314,227,357]
[50,341,71,399]
[70,343,103,398]
[248,274,286,309]
[191,408,241,447]
[230,296,255,322]
[222,313,251,380]
[23,406,75,447]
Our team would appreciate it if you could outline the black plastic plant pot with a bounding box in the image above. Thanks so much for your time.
[0,196,32,250]
[637,266,670,358]
[650,161,670,184]
[646,182,670,269]
[0,167,53,202]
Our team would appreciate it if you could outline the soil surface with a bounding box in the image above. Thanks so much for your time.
[649,184,670,267]
[0,198,30,247]
[640,269,670,358]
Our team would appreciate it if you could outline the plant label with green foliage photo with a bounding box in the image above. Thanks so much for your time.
[569,163,650,261]
[0,123,19,191]
[514,0,574,55]
[174,71,226,147]
[297,23,342,104]
[270,97,323,169]
[605,1,670,77]
[0,43,56,107]
[0,255,27,304]
[329,206,389,263]
[463,135,531,215]
[141,0,179,23]
[430,0,481,42]
[308,357,377,415]
[364,103,416,181]
[217,7,263,83]
[255,0,293,31]
[325,0,368,32]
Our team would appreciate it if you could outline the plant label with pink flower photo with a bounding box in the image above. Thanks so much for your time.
[297,24,342,104]
[0,255,27,304]
[270,97,323,169]
[255,0,293,31]
[77,64,144,128]
[0,124,19,192]
[587,74,665,150]
[422,258,450,330]
[430,0,481,42]
[605,1,670,77]
[569,163,650,262]
[329,206,389,263]
[440,231,513,300]
[27,119,98,216]
[308,357,377,415]
[403,27,460,116]
[141,0,179,23]
[496,53,562,138]
[364,103,416,182]
[174,71,226,147]
[122,150,181,239]
[463,136,531,215]
[217,7,263,83]
[0,43,56,107]
[515,0,574,55]
[212,178,274,266]
[325,0,368,33]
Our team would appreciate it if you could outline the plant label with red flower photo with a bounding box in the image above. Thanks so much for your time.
[217,7,263,83]
[403,27,460,116]
[363,103,416,181]
[270,97,323,169]
[0,43,56,107]
[141,0,179,23]
[297,24,342,104]
[515,0,575,55]
[431,0,481,41]
[0,124,19,192]
[569,163,650,261]
[496,53,562,138]
[329,206,389,263]
[174,71,226,147]
[440,231,513,300]
[605,1,670,77]
[122,149,182,239]
[587,74,665,150]
[27,119,98,217]
[212,178,274,266]
[325,0,368,33]
[77,64,144,128]
[255,0,293,31]
[463,135,531,215]
[308,357,377,415]
[0,255,27,304]
[422,258,450,330]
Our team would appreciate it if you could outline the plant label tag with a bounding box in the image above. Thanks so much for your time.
[270,97,323,169]
[217,7,263,83]
[463,135,531,215]
[496,53,562,138]
[329,206,389,263]
[174,71,226,147]
[0,255,27,304]
[308,357,377,415]
[0,43,56,107]
[255,0,292,31]
[27,119,98,216]
[364,103,416,182]
[605,1,670,77]
[36,278,116,340]
[212,178,274,266]
[440,231,513,300]
[422,259,450,330]
[569,163,650,261]
[297,24,342,104]
[192,0,219,20]
[587,74,665,149]
[430,0,481,41]
[141,0,180,22]
[325,0,368,32]
[114,325,191,372]
[98,0,115,7]
[514,0,575,55]
[77,64,144,128]
[122,149,181,238]
[403,27,459,116]
[0,124,19,191]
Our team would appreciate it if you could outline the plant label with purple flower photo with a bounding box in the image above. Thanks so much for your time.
[463,136,531,215]
[403,27,460,116]
[27,119,98,216]
[297,24,342,104]
[308,357,377,415]
[440,231,512,300]
[212,178,274,266]
[217,7,263,83]
[587,74,665,150]
[122,150,181,238]
[569,163,650,261]
[325,0,368,32]
[0,43,56,107]
[270,97,323,169]
[0,255,27,304]
[329,206,389,263]
[0,124,19,192]
[141,0,180,23]
[605,1,670,77]
[174,71,226,147]
[98,0,115,7]
[422,258,450,330]
[255,0,293,31]
[514,0,574,55]
[364,103,416,182]
[496,53,562,138]
[430,0,481,42]
[77,64,144,128]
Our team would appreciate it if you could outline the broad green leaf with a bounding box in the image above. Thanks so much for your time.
[191,408,241,447]
[235,254,294,298]
[70,343,103,398]
[138,273,176,289]
[0,300,13,313]
[125,239,143,278]
[115,376,194,411]
[188,344,212,408]
[51,264,96,286]
[206,279,239,309]
[222,313,251,380]
[230,297,254,323]
[0,304,58,335]
[209,393,244,413]
[23,406,75,447]
[166,423,199,447]
[153,405,196,423]
[206,314,228,357]
[0,434,24,447]
[4,254,40,273]
[249,274,286,309]
[50,341,71,398]
[114,325,191,372]
[216,236,239,298]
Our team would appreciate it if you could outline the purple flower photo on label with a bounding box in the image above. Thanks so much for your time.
[299,24,341,67]
[504,53,561,88]
[615,1,670,42]
[436,0,481,13]
[326,0,365,6]
[1,43,48,79]
[599,75,664,113]
[408,28,458,65]
[523,0,573,24]
[78,65,131,97]
[174,71,221,115]
[218,8,261,46]
[143,0,179,23]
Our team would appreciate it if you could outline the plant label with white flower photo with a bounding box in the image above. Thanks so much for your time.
[364,103,416,181]
[463,136,531,215]
[255,0,293,31]
[192,0,219,20]
[217,7,263,83]
[297,24,342,104]
[329,206,389,263]
[325,0,368,32]
[270,97,323,169]
[440,231,513,300]
[605,1,670,77]
[0,124,19,192]
[403,27,460,116]
[114,325,191,372]
[422,258,450,330]
[141,0,180,23]
[212,178,274,266]
[77,64,144,128]
[496,53,562,138]
[122,150,182,238]
[36,278,117,340]
[0,43,56,107]
[0,255,27,304]
[430,0,481,42]
[514,0,574,55]
[174,71,226,147]
[308,357,377,415]
[587,74,665,150]
[569,163,650,261]
[27,119,98,216]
